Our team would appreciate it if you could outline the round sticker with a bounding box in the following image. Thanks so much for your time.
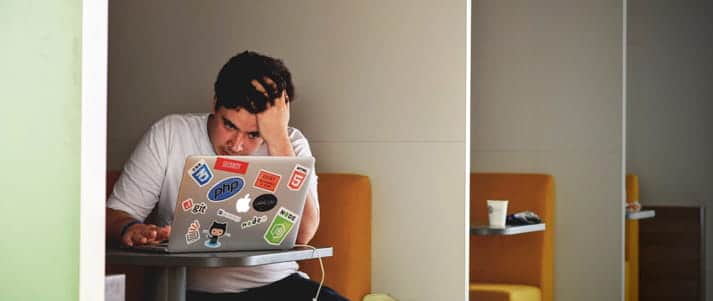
[253,194,278,212]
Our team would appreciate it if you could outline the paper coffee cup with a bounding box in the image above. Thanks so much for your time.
[487,200,508,228]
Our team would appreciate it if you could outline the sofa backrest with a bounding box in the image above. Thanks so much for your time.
[300,173,372,301]
[470,173,555,301]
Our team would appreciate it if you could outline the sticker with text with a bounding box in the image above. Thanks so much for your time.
[253,194,278,212]
[202,221,230,248]
[287,164,310,191]
[207,176,245,202]
[185,219,201,245]
[214,157,249,174]
[217,208,241,223]
[189,159,213,187]
[241,215,268,229]
[253,169,281,193]
[264,207,298,245]
[181,198,194,211]
[191,202,207,214]
[235,193,252,213]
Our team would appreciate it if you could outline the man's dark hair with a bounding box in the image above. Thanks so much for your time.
[214,51,295,113]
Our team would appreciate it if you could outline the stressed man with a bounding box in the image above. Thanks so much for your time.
[106,51,346,301]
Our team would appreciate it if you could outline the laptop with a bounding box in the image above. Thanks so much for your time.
[134,155,315,253]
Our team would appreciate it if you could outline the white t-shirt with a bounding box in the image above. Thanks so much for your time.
[107,113,319,293]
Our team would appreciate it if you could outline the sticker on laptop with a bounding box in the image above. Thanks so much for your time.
[241,215,268,229]
[207,176,245,202]
[214,157,249,174]
[189,159,213,187]
[217,208,241,223]
[287,164,310,191]
[253,194,278,212]
[185,219,201,245]
[235,193,252,213]
[203,221,230,248]
[191,202,207,215]
[253,169,281,193]
[181,198,194,211]
[264,207,299,245]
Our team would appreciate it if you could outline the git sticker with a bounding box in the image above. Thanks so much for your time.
[287,164,310,191]
[214,157,249,174]
[191,202,207,214]
[264,207,298,245]
[189,159,213,187]
[185,220,201,245]
[181,198,194,211]
[253,169,281,193]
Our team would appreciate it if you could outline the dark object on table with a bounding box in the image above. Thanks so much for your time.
[506,211,542,225]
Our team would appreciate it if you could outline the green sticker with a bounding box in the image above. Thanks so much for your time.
[264,207,298,245]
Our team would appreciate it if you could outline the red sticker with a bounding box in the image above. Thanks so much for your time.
[254,169,281,193]
[287,164,310,191]
[214,158,249,174]
[181,198,194,211]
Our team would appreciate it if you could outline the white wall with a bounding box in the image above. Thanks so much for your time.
[627,0,713,298]
[108,1,468,300]
[471,1,624,300]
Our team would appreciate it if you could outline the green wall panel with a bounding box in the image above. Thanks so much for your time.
[0,1,82,300]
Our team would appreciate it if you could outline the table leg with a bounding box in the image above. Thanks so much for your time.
[147,266,186,301]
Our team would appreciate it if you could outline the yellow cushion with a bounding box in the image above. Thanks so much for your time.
[470,283,542,301]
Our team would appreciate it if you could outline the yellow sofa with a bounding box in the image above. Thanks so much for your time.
[470,173,555,301]
[106,171,372,301]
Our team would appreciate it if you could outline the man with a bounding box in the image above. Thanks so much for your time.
[106,51,347,300]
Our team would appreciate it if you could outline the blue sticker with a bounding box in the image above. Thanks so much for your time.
[189,160,213,187]
[207,177,245,202]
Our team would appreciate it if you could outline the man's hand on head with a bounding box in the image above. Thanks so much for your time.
[122,223,171,247]
[251,78,294,156]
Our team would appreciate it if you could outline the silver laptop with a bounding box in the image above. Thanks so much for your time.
[135,155,314,253]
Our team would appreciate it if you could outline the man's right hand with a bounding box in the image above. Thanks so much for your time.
[121,223,171,247]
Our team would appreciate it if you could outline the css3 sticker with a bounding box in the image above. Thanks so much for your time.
[189,160,213,187]
[264,207,298,245]
[207,177,245,202]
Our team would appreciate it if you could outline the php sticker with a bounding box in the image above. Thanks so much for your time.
[207,176,245,202]
[287,164,310,191]
[203,221,230,248]
[253,194,278,212]
[235,193,252,213]
[217,208,241,223]
[214,157,249,174]
[181,198,194,211]
[185,219,201,245]
[264,207,298,245]
[189,159,213,187]
[191,202,207,214]
[253,169,281,193]
[241,215,268,229]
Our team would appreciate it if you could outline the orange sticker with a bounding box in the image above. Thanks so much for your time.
[253,169,281,193]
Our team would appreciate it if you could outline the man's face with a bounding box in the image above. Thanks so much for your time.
[207,106,264,156]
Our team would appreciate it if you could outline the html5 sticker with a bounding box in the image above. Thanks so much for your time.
[287,164,310,191]
[214,157,249,174]
[253,169,281,193]
[189,159,213,187]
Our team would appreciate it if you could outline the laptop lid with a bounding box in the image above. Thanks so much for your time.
[164,155,314,253]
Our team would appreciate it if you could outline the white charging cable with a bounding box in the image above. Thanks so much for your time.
[295,244,325,301]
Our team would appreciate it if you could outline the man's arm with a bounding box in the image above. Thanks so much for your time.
[106,208,170,247]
